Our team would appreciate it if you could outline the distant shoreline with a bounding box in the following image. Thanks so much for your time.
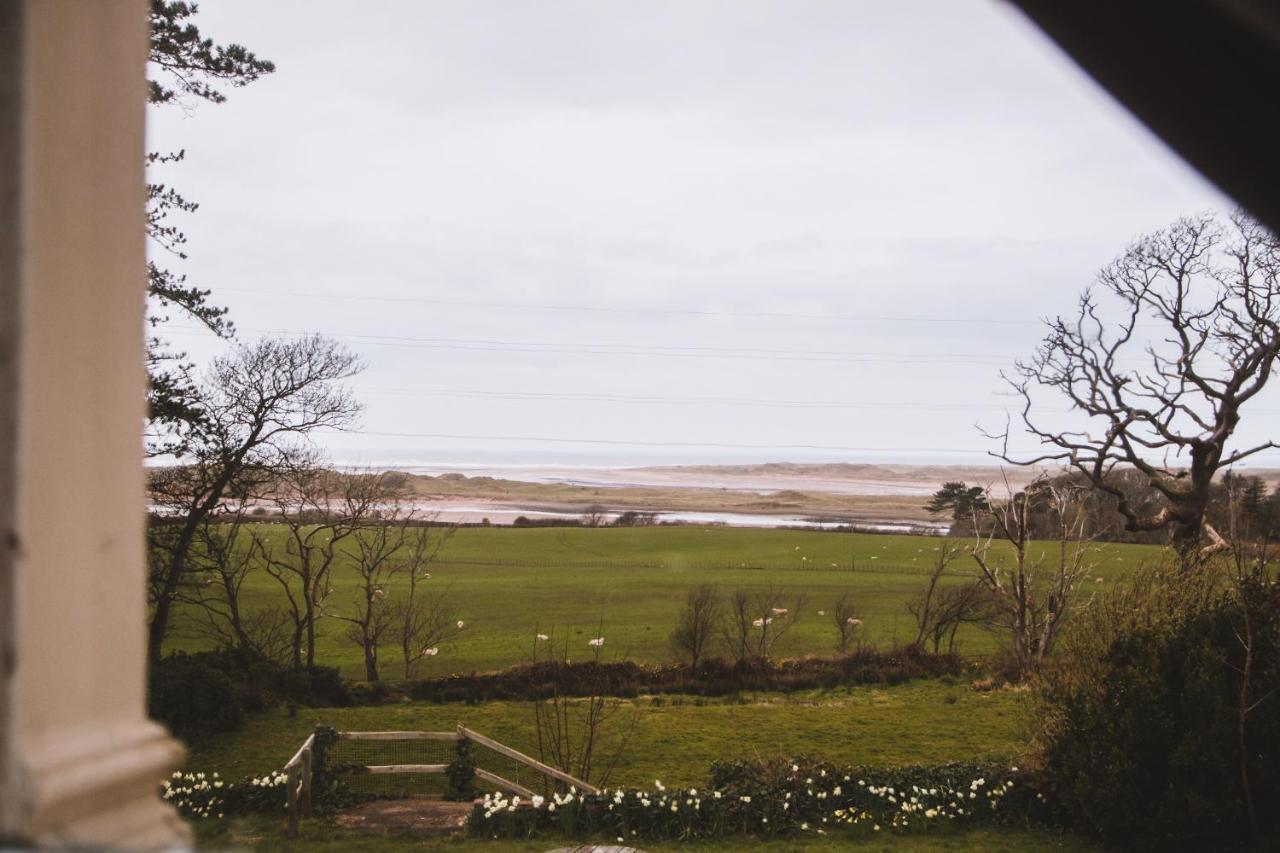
[152,460,1280,530]
[376,461,1280,529]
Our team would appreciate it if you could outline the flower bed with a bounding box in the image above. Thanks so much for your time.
[470,758,1050,841]
[161,770,290,821]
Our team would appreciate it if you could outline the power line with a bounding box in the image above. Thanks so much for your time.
[160,326,1280,414]
[339,429,1008,454]
[325,428,1280,462]
[353,385,1280,416]
[217,286,1042,326]
[356,385,1022,412]
[163,326,1014,367]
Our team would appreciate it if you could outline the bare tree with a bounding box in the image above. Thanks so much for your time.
[532,628,637,790]
[670,585,722,669]
[830,593,859,654]
[174,507,295,663]
[329,473,420,682]
[723,590,755,664]
[182,502,293,665]
[930,584,993,655]
[146,335,361,662]
[394,524,460,679]
[253,462,378,670]
[996,212,1280,557]
[908,540,964,649]
[907,541,993,654]
[970,477,1097,672]
[580,505,609,528]
[753,588,807,659]
[721,587,807,661]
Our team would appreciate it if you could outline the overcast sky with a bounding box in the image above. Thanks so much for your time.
[147,1,1277,470]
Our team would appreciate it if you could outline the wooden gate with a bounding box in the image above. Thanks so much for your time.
[283,724,596,837]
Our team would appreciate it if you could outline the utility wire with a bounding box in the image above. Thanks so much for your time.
[217,286,1042,326]
[163,326,1016,367]
[355,385,1033,412]
[338,429,1010,454]
[354,386,1280,416]
[326,428,1280,462]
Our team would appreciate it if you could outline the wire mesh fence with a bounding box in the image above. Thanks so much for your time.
[324,730,572,800]
[326,734,457,799]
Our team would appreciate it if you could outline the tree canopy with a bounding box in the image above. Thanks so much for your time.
[145,1,275,456]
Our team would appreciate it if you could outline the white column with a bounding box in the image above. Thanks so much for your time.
[0,0,188,845]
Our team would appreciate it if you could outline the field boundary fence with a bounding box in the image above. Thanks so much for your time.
[681,560,977,577]
[283,725,596,837]
[435,557,976,577]
[438,557,666,570]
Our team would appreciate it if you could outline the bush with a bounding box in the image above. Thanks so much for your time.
[1032,560,1280,850]
[277,664,352,707]
[405,647,964,704]
[445,738,478,801]
[149,648,353,738]
[148,653,245,739]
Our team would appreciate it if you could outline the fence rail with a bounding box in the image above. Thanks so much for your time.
[438,557,666,570]
[282,732,314,837]
[284,724,596,837]
[339,730,462,741]
[433,556,977,577]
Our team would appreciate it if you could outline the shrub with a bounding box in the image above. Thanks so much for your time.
[445,738,478,801]
[1032,560,1280,850]
[277,664,352,707]
[148,653,245,738]
[405,648,964,704]
[149,649,354,738]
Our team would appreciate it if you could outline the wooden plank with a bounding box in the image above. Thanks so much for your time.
[459,726,598,794]
[363,763,448,775]
[284,732,316,770]
[475,768,536,798]
[338,730,461,741]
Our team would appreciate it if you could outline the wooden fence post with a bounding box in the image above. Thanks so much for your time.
[301,745,313,818]
[286,763,299,838]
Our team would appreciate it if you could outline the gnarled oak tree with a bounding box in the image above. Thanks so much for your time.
[999,212,1280,555]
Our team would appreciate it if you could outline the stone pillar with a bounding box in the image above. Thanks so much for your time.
[0,0,188,846]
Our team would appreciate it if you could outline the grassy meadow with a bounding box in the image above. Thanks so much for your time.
[186,680,1028,785]
[168,524,1166,678]
[185,680,1098,851]
[170,525,1148,850]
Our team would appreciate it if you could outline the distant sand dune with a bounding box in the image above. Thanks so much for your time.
[395,461,1280,528]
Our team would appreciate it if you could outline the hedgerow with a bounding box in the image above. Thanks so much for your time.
[407,646,966,704]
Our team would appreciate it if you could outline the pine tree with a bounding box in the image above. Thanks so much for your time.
[145,1,275,456]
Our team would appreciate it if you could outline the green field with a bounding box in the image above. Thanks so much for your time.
[187,681,1028,785]
[185,680,1097,851]
[168,525,1165,678]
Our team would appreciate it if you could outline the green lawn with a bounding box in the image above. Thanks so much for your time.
[167,525,1164,678]
[183,680,1097,851]
[185,680,1030,786]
